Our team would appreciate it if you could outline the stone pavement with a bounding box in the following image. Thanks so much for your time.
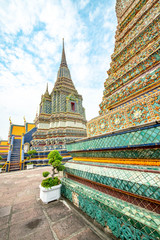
[0,167,113,240]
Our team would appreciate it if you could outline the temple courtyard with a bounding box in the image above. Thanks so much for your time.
[0,167,114,240]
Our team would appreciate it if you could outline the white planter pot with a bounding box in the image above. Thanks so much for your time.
[39,184,62,204]
[27,164,34,170]
[0,168,2,173]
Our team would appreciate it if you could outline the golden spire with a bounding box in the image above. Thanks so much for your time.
[23,116,26,123]
[9,117,12,125]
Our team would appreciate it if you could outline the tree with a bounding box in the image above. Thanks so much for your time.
[47,150,65,179]
[27,150,37,160]
[41,150,65,188]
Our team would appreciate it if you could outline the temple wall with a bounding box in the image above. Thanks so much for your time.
[88,87,160,137]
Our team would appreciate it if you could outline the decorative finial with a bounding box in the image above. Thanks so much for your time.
[23,116,26,122]
[9,117,12,125]
[44,82,50,96]
[60,38,67,67]
[36,107,38,117]
[46,83,49,93]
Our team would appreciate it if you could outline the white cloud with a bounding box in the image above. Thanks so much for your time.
[78,87,103,121]
[103,4,117,31]
[0,0,40,34]
[89,7,100,22]
[79,0,90,9]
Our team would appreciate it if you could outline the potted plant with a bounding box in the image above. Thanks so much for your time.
[26,150,37,169]
[26,162,34,170]
[39,150,65,204]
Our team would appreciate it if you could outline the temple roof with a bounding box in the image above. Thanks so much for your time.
[54,39,77,93]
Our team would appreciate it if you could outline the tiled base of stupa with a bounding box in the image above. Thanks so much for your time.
[61,123,160,240]
[61,0,160,238]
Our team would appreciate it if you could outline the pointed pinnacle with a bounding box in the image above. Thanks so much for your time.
[44,83,50,97]
[60,38,67,67]
[46,83,49,93]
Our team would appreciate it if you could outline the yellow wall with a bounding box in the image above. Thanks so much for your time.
[0,141,9,145]
[0,149,9,153]
[27,123,35,132]
[0,141,9,153]
[12,126,25,136]
[0,122,35,156]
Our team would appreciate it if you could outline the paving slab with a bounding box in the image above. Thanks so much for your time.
[0,227,8,240]
[22,226,54,240]
[0,215,9,230]
[0,167,113,240]
[52,214,85,240]
[12,199,40,214]
[45,201,72,223]
[9,216,49,240]
[70,228,103,240]
[0,206,11,217]
[11,207,44,224]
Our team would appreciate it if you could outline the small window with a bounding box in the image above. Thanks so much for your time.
[71,102,75,111]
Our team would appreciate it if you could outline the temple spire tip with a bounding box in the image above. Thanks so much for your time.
[60,38,67,67]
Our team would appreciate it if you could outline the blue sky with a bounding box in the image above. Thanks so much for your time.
[0,0,117,139]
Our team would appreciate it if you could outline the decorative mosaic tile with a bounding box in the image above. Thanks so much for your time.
[70,147,160,160]
[115,1,159,59]
[64,162,160,200]
[69,124,160,150]
[109,39,160,86]
[103,27,159,93]
[103,66,160,108]
[89,90,160,137]
[68,160,160,172]
[62,178,160,239]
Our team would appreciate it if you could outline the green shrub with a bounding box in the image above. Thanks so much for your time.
[41,150,65,188]
[43,171,50,177]
[27,150,37,159]
[57,165,65,171]
[0,156,2,160]
[47,150,65,179]
[27,162,33,165]
[41,177,60,188]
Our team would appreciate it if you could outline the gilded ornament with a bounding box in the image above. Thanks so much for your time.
[151,73,157,79]
[115,118,120,124]
[101,123,105,129]
[133,110,142,119]
[90,127,94,132]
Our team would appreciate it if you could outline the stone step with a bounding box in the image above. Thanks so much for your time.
[10,168,20,171]
[10,163,19,167]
